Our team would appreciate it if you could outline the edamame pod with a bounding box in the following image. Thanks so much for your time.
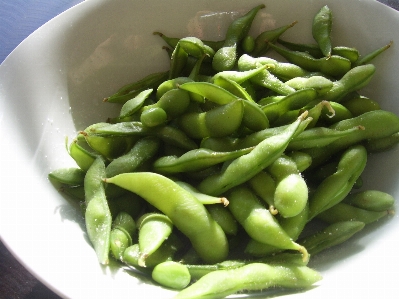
[343,190,395,212]
[212,4,265,71]
[152,261,191,290]
[179,99,244,139]
[299,221,365,255]
[48,167,85,186]
[105,172,229,264]
[312,5,332,57]
[227,186,309,261]
[153,147,253,174]
[84,157,112,265]
[137,213,173,267]
[308,145,367,220]
[173,262,321,299]
[198,112,311,196]
[317,202,391,224]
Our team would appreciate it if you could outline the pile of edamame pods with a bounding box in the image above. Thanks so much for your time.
[49,4,397,298]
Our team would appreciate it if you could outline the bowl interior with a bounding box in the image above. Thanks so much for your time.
[1,0,399,298]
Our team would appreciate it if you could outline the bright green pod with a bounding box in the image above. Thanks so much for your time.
[274,173,308,218]
[241,35,255,53]
[332,46,360,63]
[212,4,265,71]
[105,72,168,104]
[105,172,229,264]
[48,167,86,186]
[137,213,173,267]
[68,139,97,172]
[317,202,390,225]
[179,36,215,59]
[323,64,376,103]
[175,181,229,206]
[261,88,318,123]
[118,89,154,119]
[237,54,296,95]
[227,186,309,261]
[179,81,238,105]
[110,228,132,261]
[152,261,191,290]
[268,43,351,78]
[178,99,244,139]
[140,107,168,127]
[308,145,367,220]
[173,262,321,299]
[286,126,364,151]
[284,76,333,95]
[343,190,395,212]
[197,112,311,196]
[354,40,393,66]
[206,204,238,236]
[365,131,399,153]
[156,77,194,100]
[110,212,136,261]
[320,102,353,125]
[153,146,253,174]
[248,170,277,212]
[252,21,298,56]
[84,157,112,265]
[245,204,309,257]
[245,55,317,81]
[312,5,333,57]
[105,136,161,178]
[169,42,189,79]
[299,221,365,255]
[123,241,176,270]
[341,95,380,116]
[304,110,399,168]
[288,151,313,172]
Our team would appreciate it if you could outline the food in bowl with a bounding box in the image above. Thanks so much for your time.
[48,3,396,298]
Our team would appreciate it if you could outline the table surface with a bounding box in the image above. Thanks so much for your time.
[1,0,399,298]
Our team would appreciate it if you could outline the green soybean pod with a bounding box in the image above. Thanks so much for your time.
[343,190,395,212]
[299,221,365,255]
[175,181,229,206]
[68,138,97,172]
[84,157,112,265]
[248,170,277,213]
[227,186,309,261]
[178,99,244,139]
[312,5,333,57]
[105,136,161,178]
[110,212,136,261]
[137,213,173,267]
[153,147,253,174]
[173,262,322,299]
[104,72,168,104]
[152,261,191,290]
[206,204,238,236]
[308,145,367,220]
[252,21,298,56]
[212,4,265,71]
[365,132,399,153]
[197,112,311,196]
[274,173,308,218]
[323,64,376,103]
[341,95,380,117]
[48,167,86,186]
[105,172,229,264]
[316,202,391,224]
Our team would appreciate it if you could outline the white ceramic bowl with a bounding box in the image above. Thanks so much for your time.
[1,0,399,298]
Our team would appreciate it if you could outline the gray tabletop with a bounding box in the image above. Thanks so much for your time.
[0,0,398,298]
